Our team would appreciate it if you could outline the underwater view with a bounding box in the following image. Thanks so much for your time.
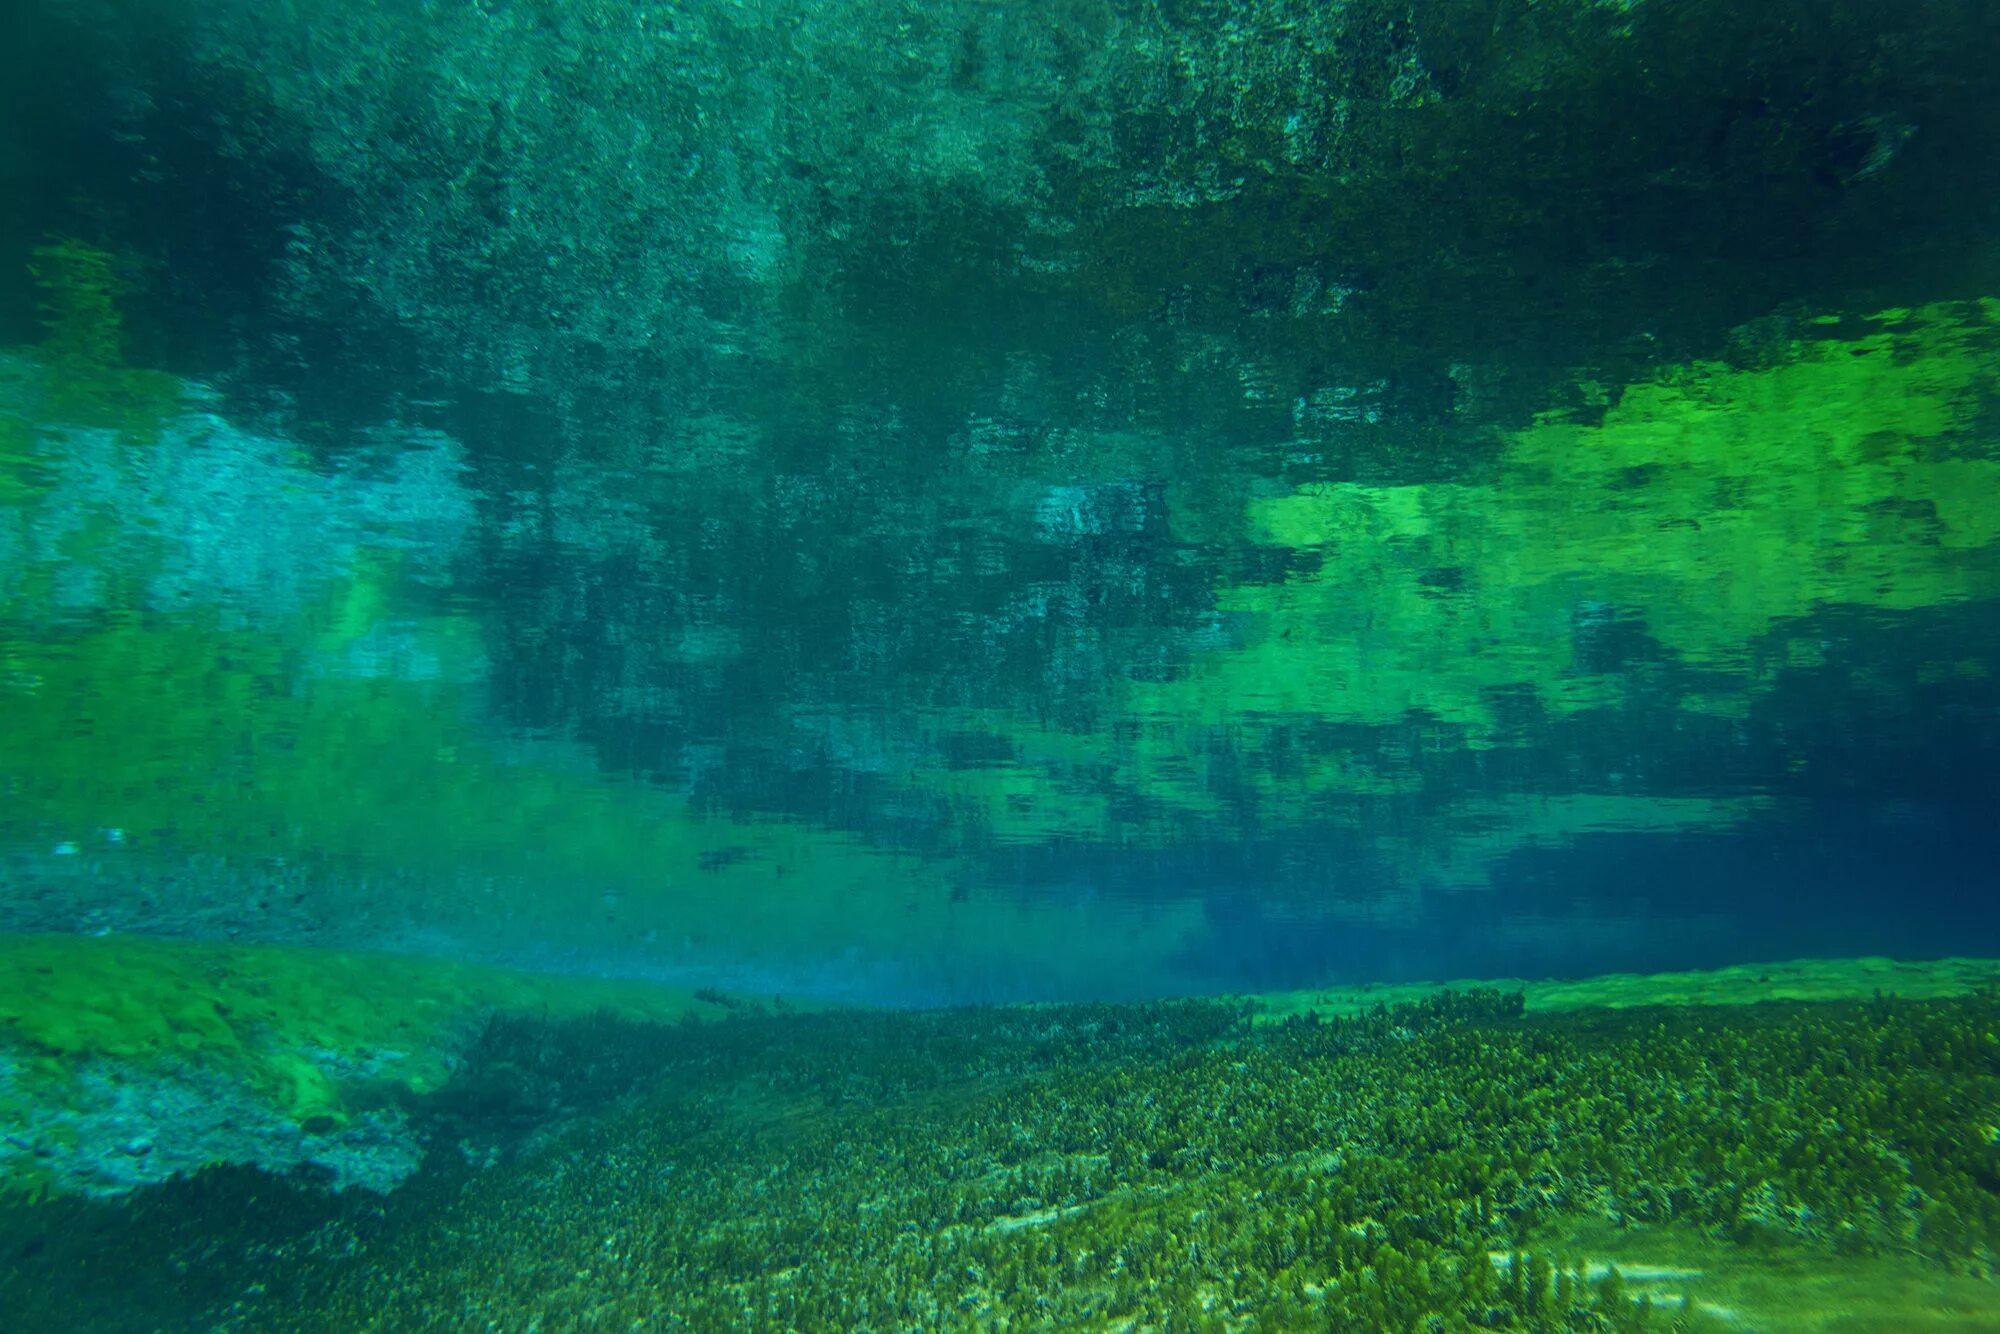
[2,0,1999,1329]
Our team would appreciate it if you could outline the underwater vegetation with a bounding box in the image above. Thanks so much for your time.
[0,932,749,1198]
[4,962,2000,1330]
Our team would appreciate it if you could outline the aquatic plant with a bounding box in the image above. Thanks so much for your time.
[11,976,1987,1328]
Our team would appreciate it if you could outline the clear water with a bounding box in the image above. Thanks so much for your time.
[2,1,1998,1328]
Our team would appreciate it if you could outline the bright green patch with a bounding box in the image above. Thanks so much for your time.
[1177,299,2000,737]
[888,298,2000,890]
[1249,954,2000,1025]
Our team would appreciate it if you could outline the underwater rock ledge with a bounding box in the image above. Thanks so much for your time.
[0,932,752,1199]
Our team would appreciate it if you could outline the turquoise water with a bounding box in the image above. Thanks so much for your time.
[2,1,1999,1327]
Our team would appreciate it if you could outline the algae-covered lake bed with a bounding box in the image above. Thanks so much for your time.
[3,937,1997,1331]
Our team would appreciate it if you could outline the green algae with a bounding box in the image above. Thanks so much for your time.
[0,932,739,1130]
[145,980,2000,1331]
[1249,954,2000,1026]
[6,960,2000,1327]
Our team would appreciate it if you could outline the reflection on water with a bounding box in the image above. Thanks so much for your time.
[5,294,1996,999]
